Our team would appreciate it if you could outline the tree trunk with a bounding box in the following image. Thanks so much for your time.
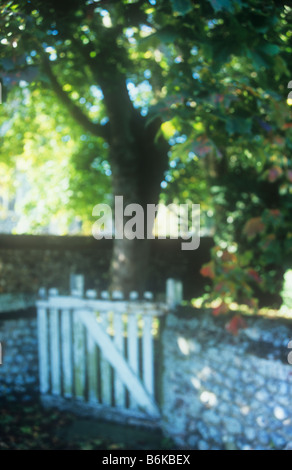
[42,24,169,295]
[95,54,168,295]
[110,238,151,296]
[108,113,168,296]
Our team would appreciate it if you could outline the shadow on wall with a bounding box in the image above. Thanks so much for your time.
[0,234,284,306]
[0,235,214,300]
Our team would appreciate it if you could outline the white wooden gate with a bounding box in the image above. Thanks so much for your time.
[36,288,169,424]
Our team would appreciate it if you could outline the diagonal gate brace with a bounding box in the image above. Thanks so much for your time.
[78,309,160,418]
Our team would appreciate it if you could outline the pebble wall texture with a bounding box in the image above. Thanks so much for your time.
[0,234,215,301]
[161,309,292,450]
[0,311,39,401]
[1,305,292,450]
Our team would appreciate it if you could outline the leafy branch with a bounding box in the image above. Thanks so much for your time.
[40,50,110,141]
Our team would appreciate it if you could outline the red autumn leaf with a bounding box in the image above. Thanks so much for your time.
[283,123,292,130]
[214,282,225,292]
[194,137,213,158]
[273,136,285,147]
[243,217,265,239]
[211,93,224,105]
[261,233,276,250]
[247,269,262,284]
[269,209,281,218]
[200,262,215,279]
[242,298,258,309]
[222,264,235,273]
[212,302,229,316]
[287,170,292,183]
[268,166,283,183]
[221,251,237,262]
[225,315,247,336]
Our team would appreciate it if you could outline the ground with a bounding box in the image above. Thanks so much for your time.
[0,399,173,450]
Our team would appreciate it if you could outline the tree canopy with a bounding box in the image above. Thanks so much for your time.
[0,0,291,305]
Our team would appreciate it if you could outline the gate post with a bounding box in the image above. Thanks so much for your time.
[166,278,183,309]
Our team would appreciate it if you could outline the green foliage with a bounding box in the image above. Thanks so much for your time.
[281,270,292,308]
[207,0,235,13]
[0,0,291,309]
[0,86,111,233]
[170,0,193,16]
[200,156,292,313]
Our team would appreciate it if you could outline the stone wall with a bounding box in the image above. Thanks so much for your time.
[1,303,292,450]
[0,294,36,313]
[0,310,39,401]
[0,235,213,302]
[161,309,292,450]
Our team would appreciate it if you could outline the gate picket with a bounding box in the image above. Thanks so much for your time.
[37,307,49,394]
[79,309,160,417]
[127,313,139,410]
[50,308,61,396]
[142,315,155,397]
[73,310,86,400]
[61,309,73,398]
[99,311,112,406]
[113,312,126,408]
[36,286,171,422]
[87,331,99,403]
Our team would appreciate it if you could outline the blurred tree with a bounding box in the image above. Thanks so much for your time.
[155,0,292,310]
[0,0,171,294]
[0,85,112,234]
[0,0,291,301]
